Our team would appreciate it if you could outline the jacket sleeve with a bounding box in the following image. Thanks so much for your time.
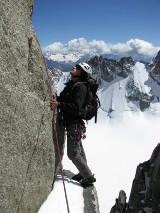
[58,83,87,116]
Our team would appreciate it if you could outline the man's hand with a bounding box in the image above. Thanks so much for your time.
[50,97,58,110]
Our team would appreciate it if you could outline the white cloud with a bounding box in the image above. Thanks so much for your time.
[42,38,160,58]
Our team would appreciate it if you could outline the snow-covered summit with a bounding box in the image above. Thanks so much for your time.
[45,53,84,63]
[44,53,92,72]
[98,61,160,121]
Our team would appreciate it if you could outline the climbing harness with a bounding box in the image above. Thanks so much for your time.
[74,124,86,140]
[66,123,86,141]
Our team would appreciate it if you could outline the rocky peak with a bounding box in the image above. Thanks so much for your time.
[155,50,160,62]
[88,55,135,82]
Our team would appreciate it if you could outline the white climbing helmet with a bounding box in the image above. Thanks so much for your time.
[78,62,92,75]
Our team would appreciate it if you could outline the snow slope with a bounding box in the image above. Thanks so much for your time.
[38,176,84,213]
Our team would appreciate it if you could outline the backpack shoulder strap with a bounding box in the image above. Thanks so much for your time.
[71,81,88,94]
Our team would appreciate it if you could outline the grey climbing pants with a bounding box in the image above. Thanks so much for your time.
[66,123,92,179]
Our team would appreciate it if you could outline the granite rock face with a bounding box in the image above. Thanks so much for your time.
[0,1,55,212]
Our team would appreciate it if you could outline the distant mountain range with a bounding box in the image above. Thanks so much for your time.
[44,52,153,72]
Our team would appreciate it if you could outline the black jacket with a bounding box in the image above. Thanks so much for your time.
[57,79,87,122]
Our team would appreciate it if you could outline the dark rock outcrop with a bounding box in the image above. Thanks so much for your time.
[110,143,160,213]
[146,50,160,85]
[127,143,160,213]
[126,78,154,111]
[0,1,55,212]
[88,56,118,82]
[110,190,127,213]
[118,57,135,78]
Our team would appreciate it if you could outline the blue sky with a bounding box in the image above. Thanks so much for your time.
[32,0,160,57]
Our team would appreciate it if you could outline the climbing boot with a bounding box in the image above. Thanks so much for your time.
[80,174,96,188]
[71,173,83,182]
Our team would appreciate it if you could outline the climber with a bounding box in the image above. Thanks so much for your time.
[50,62,96,187]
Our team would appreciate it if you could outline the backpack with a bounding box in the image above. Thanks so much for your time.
[73,78,101,123]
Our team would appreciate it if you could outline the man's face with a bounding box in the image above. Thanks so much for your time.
[70,67,81,77]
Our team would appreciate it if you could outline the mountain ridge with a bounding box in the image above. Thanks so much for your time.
[49,51,160,118]
[44,52,154,72]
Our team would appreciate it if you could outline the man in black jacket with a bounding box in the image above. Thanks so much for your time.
[50,62,96,187]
